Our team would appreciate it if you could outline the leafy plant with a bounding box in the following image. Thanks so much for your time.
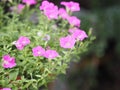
[0,0,94,90]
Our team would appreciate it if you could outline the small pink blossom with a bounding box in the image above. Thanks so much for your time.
[2,55,16,68]
[44,6,58,19]
[61,1,80,12]
[14,42,24,50]
[17,4,25,13]
[58,8,69,19]
[22,0,37,5]
[32,46,45,57]
[17,36,30,46]
[1,88,11,90]
[60,35,76,49]
[44,49,59,59]
[67,16,81,27]
[39,1,50,10]
[69,28,88,41]
[39,1,59,19]
[15,36,30,50]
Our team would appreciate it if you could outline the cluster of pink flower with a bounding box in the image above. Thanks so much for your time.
[1,1,88,89]
[32,46,59,59]
[40,1,87,48]
[16,0,80,28]
[1,35,59,89]
[40,1,80,27]
[60,28,88,49]
[69,28,88,41]
[60,1,81,27]
[39,1,87,49]
[2,0,88,68]
[2,36,59,69]
[39,1,59,19]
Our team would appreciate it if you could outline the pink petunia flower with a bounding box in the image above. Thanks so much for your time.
[15,36,30,50]
[39,1,50,10]
[58,8,69,19]
[17,36,30,46]
[14,42,24,50]
[39,1,59,19]
[2,55,16,68]
[17,4,25,13]
[60,35,76,49]
[44,49,59,59]
[22,0,37,5]
[61,1,80,12]
[1,88,11,90]
[67,16,81,27]
[32,46,45,57]
[44,6,58,19]
[69,28,88,41]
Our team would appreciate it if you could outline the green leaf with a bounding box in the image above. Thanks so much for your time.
[9,69,19,80]
[23,81,32,89]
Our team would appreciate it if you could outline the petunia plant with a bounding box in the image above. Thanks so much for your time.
[0,0,95,90]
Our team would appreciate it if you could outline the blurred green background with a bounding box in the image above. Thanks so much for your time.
[47,0,120,90]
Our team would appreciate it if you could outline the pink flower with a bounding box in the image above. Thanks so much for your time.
[15,42,24,50]
[17,36,30,46]
[60,35,76,49]
[69,28,88,41]
[1,88,11,90]
[2,55,16,68]
[17,4,25,13]
[15,36,30,50]
[32,46,45,57]
[67,16,81,27]
[58,8,69,19]
[61,1,80,12]
[44,49,59,59]
[39,1,50,10]
[22,0,37,5]
[39,1,59,19]
[44,6,58,19]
